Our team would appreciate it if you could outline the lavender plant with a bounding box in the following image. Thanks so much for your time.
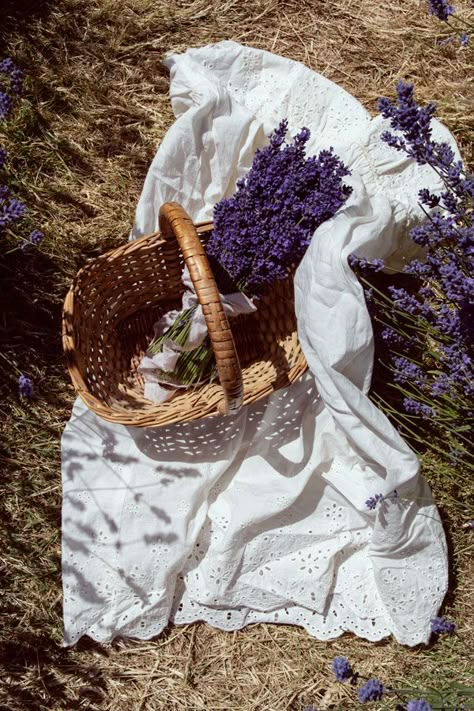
[147,120,352,388]
[351,81,473,471]
[428,0,474,46]
[1,57,44,249]
[0,56,22,121]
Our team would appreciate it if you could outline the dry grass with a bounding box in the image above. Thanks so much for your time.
[1,0,473,709]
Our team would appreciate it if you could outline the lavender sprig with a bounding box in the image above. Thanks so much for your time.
[0,194,27,230]
[431,616,457,635]
[428,0,455,21]
[358,679,385,704]
[331,656,353,682]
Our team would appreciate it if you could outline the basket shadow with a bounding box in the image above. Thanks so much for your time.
[127,373,318,467]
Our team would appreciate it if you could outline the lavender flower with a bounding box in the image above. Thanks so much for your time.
[358,679,385,703]
[407,700,433,711]
[0,196,27,229]
[392,357,426,386]
[21,229,45,250]
[18,375,33,397]
[331,656,353,681]
[431,616,456,634]
[428,0,455,21]
[0,91,12,121]
[29,229,44,245]
[381,327,404,346]
[349,255,385,272]
[365,494,384,510]
[0,57,23,95]
[0,147,7,169]
[378,81,437,166]
[207,121,352,296]
[403,398,436,419]
[460,32,469,46]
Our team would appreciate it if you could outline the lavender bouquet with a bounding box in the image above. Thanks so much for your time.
[144,119,352,393]
[351,81,473,470]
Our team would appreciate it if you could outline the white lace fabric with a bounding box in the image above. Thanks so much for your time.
[62,41,449,647]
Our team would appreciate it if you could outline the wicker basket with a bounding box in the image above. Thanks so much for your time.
[62,202,308,427]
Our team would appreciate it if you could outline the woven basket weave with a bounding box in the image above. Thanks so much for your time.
[63,202,308,427]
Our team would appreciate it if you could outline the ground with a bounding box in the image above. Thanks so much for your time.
[0,0,473,709]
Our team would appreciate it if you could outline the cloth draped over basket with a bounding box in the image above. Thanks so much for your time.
[61,41,452,647]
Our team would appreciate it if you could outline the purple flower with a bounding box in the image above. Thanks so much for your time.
[0,90,12,121]
[206,120,352,296]
[18,375,33,397]
[365,494,384,510]
[21,229,45,250]
[378,81,470,199]
[403,398,436,419]
[428,0,455,21]
[331,656,353,681]
[431,616,456,634]
[0,196,27,229]
[407,700,433,711]
[372,81,473,461]
[0,147,7,169]
[418,187,441,209]
[349,255,385,272]
[392,357,426,387]
[0,57,23,95]
[358,679,385,703]
[378,81,436,167]
[29,229,44,245]
[381,327,404,346]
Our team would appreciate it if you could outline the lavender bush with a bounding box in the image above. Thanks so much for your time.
[351,81,473,471]
[147,120,352,387]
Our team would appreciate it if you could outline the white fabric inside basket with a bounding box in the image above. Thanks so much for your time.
[61,41,452,647]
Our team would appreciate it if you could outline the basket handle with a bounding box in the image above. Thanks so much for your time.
[158,202,244,416]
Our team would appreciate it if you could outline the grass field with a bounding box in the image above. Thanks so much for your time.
[1,0,473,709]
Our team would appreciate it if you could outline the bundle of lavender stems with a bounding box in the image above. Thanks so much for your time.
[145,119,353,389]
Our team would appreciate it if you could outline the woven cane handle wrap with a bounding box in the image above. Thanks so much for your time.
[158,202,244,416]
